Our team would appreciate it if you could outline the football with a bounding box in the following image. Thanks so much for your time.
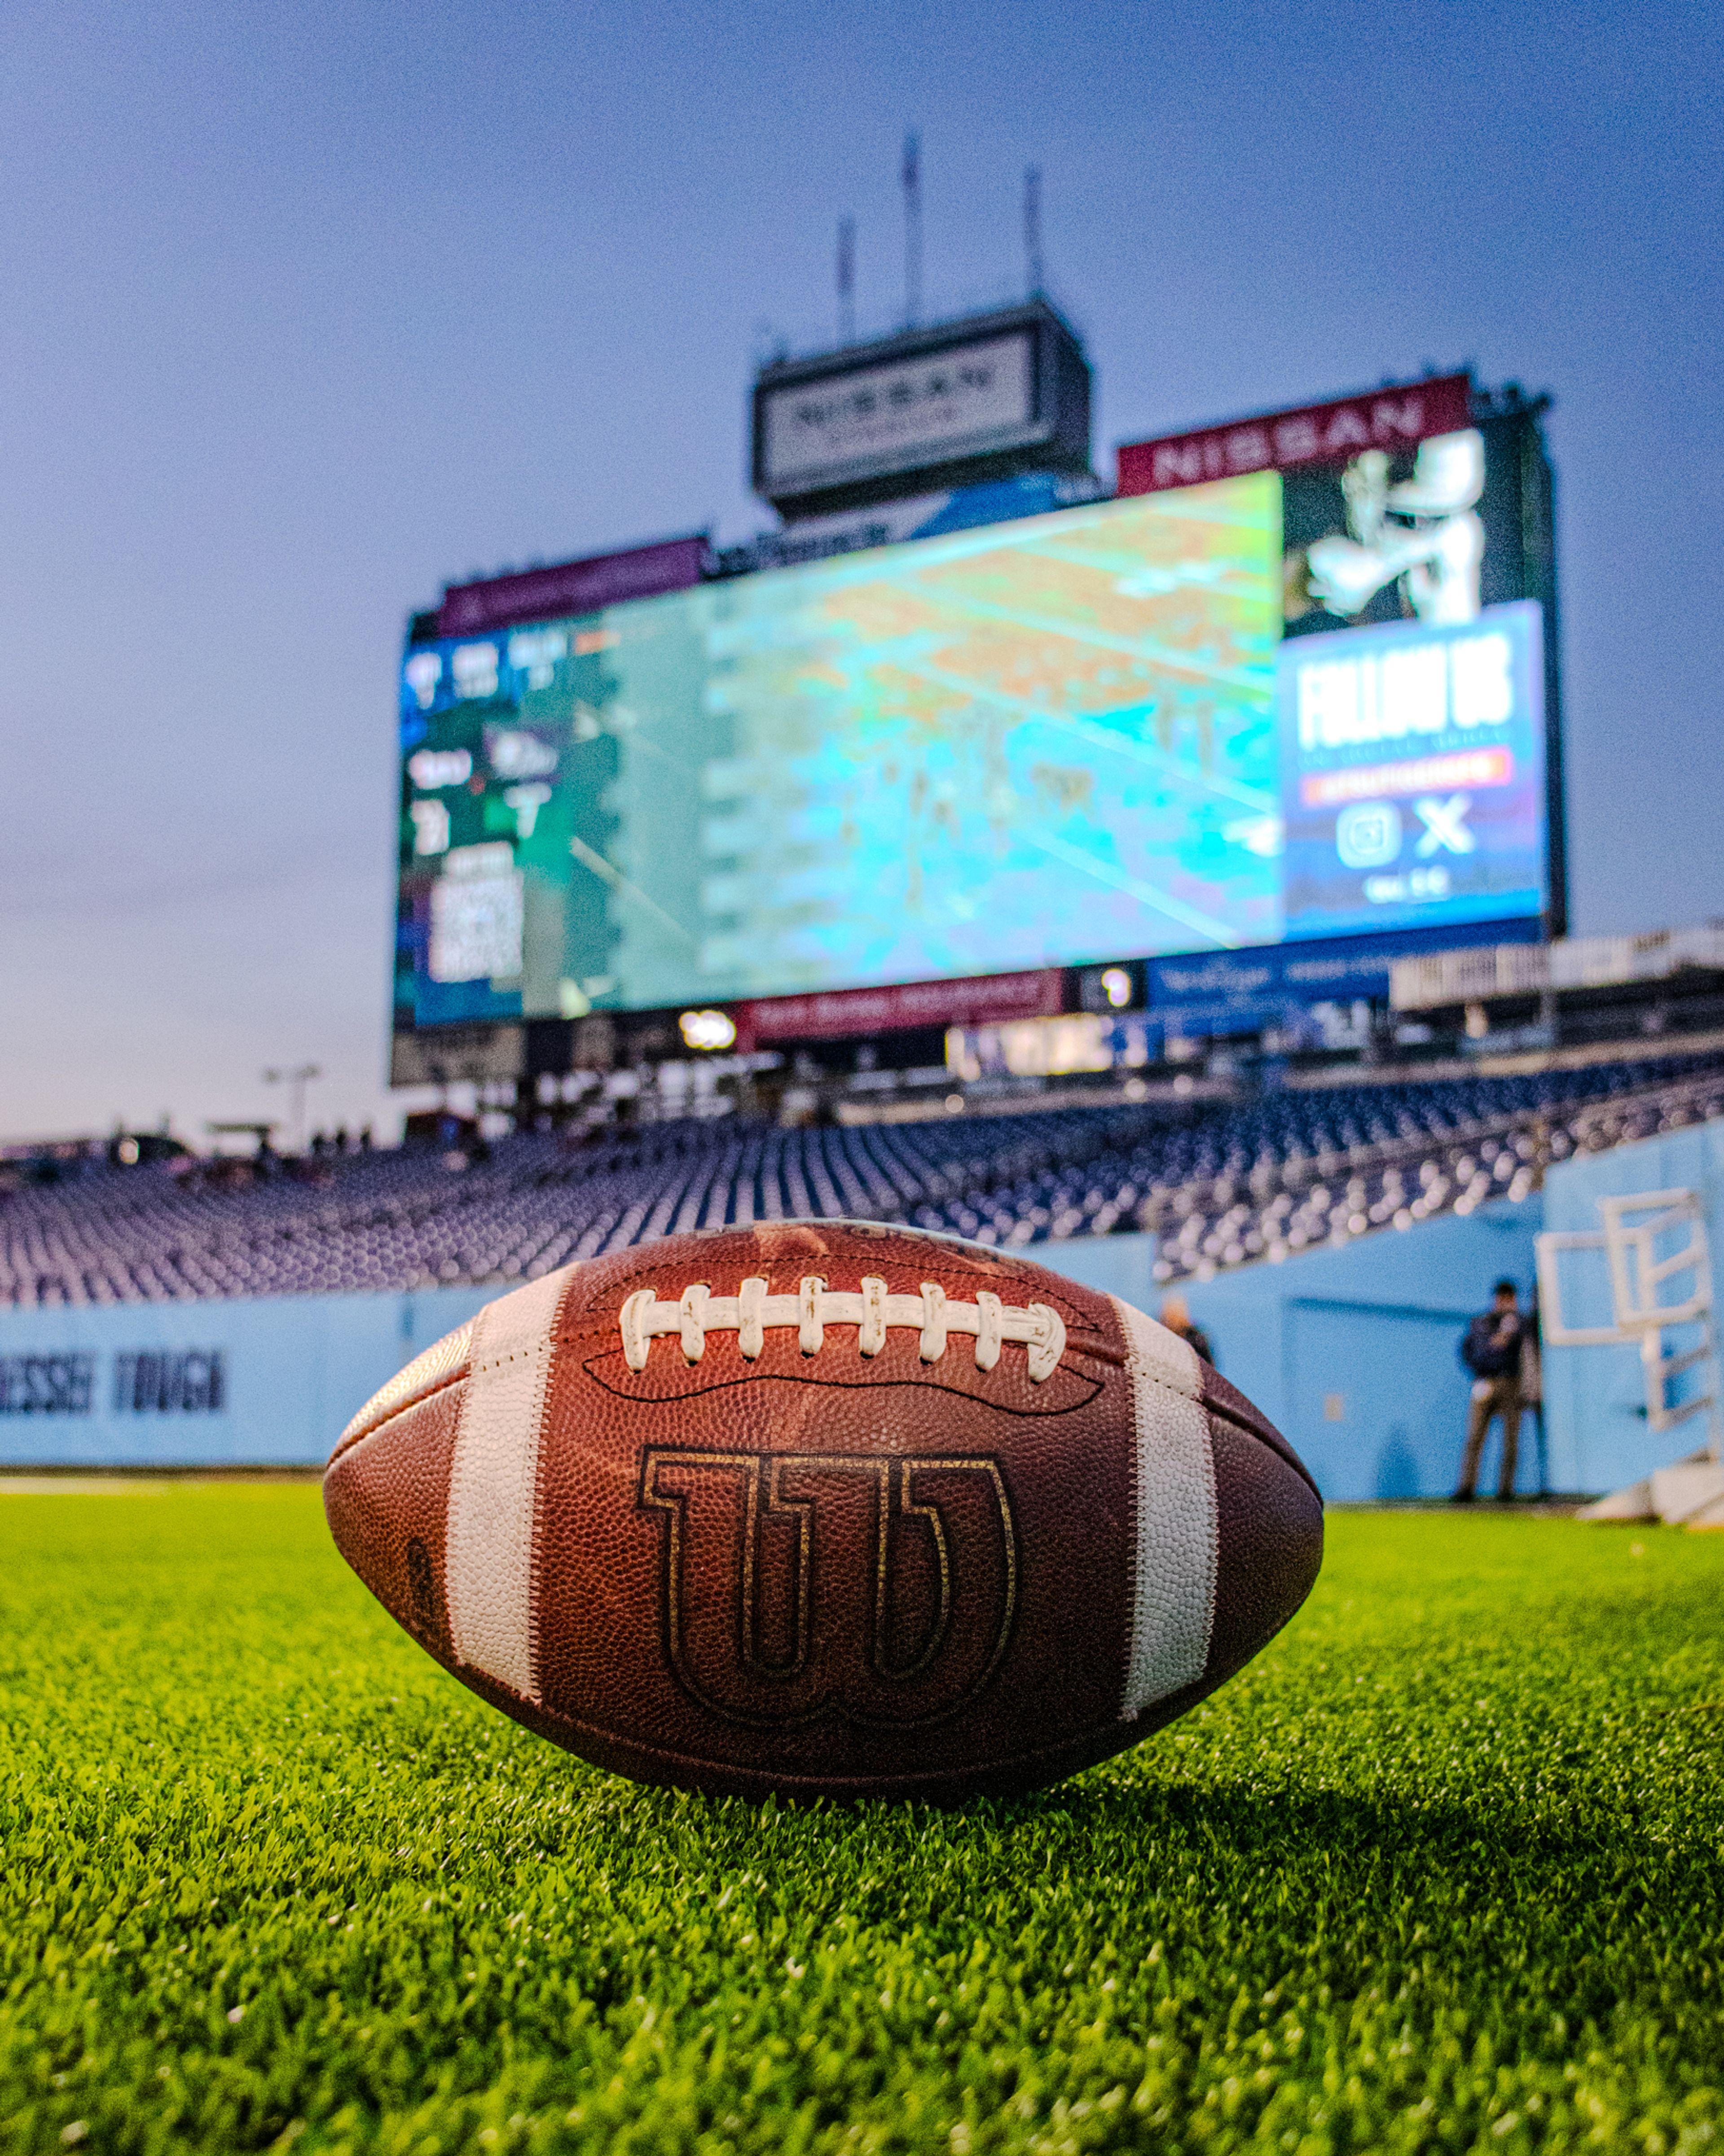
[324,1221,1323,1802]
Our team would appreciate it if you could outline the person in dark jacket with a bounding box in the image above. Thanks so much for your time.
[1454,1279,1525,1502]
[1521,1291,1548,1497]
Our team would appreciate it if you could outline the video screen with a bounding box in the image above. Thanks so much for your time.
[1279,602,1546,938]
[396,430,1547,1028]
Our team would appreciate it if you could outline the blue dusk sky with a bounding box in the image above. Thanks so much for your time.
[1,0,1720,1140]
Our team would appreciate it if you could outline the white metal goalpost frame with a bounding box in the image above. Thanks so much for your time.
[1536,1187,1724,1524]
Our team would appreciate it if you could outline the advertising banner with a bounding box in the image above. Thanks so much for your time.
[734,968,1062,1050]
[757,330,1040,499]
[718,471,1107,576]
[1148,917,1538,1033]
[1117,375,1471,496]
[1278,602,1546,939]
[0,1288,497,1466]
[436,537,708,639]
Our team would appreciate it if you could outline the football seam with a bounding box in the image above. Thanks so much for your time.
[326,1370,469,1466]
[325,1331,1317,1499]
[554,1295,1109,1370]
[321,1320,1106,1464]
[1204,1389,1322,1499]
[470,1345,552,1376]
[568,1248,1093,1322]
[557,1314,1108,1346]
[1124,1357,1319,1502]
[658,1219,1049,1268]
[457,1664,1203,1787]
[574,1358,1106,1412]
[326,1342,557,1468]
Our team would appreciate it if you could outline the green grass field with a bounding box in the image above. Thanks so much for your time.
[1,1489,1720,2156]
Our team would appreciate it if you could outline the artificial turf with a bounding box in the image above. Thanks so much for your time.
[0,1488,1720,2156]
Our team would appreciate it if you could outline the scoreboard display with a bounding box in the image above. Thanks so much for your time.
[394,376,1557,1046]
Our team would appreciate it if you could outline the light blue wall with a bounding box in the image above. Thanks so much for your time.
[0,1285,496,1466]
[1034,1231,1161,1312]
[1038,1204,1545,1503]
[1,1204,1544,1497]
[1538,1122,1724,1498]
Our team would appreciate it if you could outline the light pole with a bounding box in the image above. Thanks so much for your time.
[263,1064,322,1154]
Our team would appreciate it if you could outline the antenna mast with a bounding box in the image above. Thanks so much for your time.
[837,214,856,345]
[1024,166,1043,297]
[902,130,922,327]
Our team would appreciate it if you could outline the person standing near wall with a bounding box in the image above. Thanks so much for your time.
[1159,1294,1215,1366]
[1454,1278,1525,1503]
[1520,1292,1548,1497]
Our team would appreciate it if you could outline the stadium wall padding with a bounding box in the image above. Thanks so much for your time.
[2,1205,1550,1499]
[1060,1204,1546,1503]
[1537,1122,1724,1499]
[0,1285,497,1468]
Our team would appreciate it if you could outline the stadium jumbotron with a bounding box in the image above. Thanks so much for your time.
[7,318,1718,1517]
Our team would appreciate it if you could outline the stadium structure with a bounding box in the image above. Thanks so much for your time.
[4,298,1721,1523]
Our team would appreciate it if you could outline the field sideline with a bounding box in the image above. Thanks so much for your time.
[1,1490,1720,2154]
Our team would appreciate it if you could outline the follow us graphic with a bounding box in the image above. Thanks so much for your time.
[1276,602,1547,940]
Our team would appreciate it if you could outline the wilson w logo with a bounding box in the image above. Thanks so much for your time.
[639,1450,1018,1728]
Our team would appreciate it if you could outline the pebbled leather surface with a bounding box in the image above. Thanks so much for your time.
[533,1226,1131,1790]
[324,1380,462,1651]
[331,1321,473,1463]
[1201,1362,1322,1500]
[1204,1419,1324,1688]
[322,1221,1324,1801]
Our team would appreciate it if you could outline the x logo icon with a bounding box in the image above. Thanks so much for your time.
[1414,794,1474,858]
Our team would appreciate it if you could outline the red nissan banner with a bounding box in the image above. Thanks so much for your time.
[437,535,708,639]
[732,968,1064,1052]
[1116,374,1473,498]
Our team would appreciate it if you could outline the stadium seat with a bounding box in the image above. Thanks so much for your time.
[5,1050,1724,1306]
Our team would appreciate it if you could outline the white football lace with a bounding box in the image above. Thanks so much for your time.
[618,1275,1067,1383]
